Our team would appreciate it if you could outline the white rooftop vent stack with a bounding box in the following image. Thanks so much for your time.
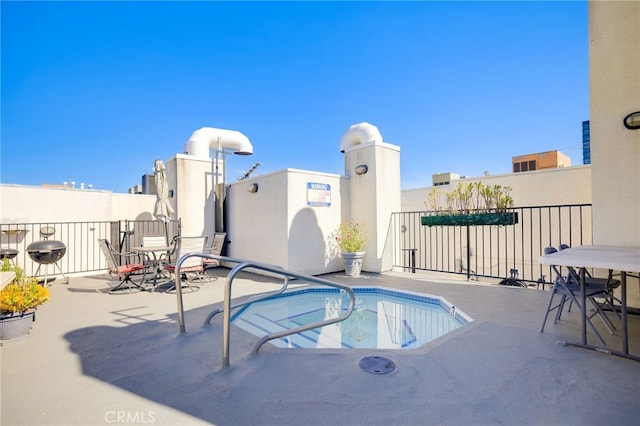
[184,127,253,158]
[340,122,383,152]
[183,127,254,233]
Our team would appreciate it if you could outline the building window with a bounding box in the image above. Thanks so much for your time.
[513,163,520,173]
[529,160,536,171]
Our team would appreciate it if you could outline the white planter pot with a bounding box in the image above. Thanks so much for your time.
[341,251,365,277]
[0,311,34,340]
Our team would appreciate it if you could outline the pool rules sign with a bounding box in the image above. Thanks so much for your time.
[307,182,331,207]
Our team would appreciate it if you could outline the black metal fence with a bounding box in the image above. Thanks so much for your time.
[3,205,592,285]
[390,204,592,285]
[0,220,181,278]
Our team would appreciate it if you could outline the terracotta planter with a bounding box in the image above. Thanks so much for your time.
[0,311,35,340]
[421,212,518,227]
[341,252,365,277]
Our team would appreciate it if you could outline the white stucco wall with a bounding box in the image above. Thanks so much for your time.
[589,1,640,247]
[0,184,155,223]
[226,169,345,275]
[111,193,157,221]
[401,165,592,212]
[226,170,290,268]
[345,141,401,272]
[168,154,213,238]
[286,171,346,274]
[589,1,640,307]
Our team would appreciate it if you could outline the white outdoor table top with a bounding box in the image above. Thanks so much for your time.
[539,245,640,273]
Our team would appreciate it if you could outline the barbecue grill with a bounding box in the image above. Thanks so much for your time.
[0,248,19,267]
[27,239,68,286]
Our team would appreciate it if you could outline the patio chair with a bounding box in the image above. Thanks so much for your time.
[160,235,179,264]
[203,232,226,269]
[540,246,611,345]
[98,239,148,293]
[141,235,172,284]
[163,236,208,292]
[558,243,622,323]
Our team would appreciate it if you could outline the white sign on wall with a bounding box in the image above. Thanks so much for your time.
[307,182,331,207]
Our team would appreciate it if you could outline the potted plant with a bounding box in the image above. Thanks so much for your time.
[0,259,50,340]
[334,221,367,277]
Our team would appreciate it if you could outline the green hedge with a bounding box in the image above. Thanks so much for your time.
[421,212,518,227]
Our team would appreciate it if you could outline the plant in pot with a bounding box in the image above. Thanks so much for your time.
[422,182,517,226]
[0,259,50,340]
[334,221,367,277]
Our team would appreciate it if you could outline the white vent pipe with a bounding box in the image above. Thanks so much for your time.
[183,127,253,234]
[340,122,383,152]
[184,127,253,158]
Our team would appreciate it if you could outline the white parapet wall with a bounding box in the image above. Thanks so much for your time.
[0,183,155,223]
[226,168,346,275]
[401,165,592,212]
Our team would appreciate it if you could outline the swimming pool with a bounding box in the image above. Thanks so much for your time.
[231,286,472,349]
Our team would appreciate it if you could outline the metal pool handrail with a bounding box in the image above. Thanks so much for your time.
[174,253,355,369]
[202,275,292,327]
[175,253,286,334]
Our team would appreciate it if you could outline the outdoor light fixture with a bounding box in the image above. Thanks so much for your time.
[247,183,259,193]
[623,111,640,130]
[355,164,369,175]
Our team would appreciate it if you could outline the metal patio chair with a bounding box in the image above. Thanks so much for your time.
[203,232,226,269]
[141,235,173,286]
[163,236,208,292]
[98,239,149,293]
[558,243,622,324]
[540,246,612,345]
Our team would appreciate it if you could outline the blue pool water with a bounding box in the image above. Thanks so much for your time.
[231,287,472,349]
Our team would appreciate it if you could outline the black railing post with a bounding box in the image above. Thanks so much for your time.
[466,225,471,281]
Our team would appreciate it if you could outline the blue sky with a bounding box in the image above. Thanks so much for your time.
[1,1,588,193]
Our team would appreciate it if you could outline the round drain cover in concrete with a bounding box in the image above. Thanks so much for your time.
[359,356,396,375]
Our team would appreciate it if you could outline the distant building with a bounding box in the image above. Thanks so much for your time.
[511,150,571,173]
[141,174,156,195]
[432,172,461,186]
[128,184,143,194]
[582,120,591,165]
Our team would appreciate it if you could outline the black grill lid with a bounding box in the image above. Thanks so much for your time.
[0,249,19,259]
[27,240,67,264]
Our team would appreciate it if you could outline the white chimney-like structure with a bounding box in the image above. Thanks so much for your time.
[341,122,401,273]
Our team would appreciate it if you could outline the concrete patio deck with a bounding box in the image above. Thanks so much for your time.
[1,268,639,425]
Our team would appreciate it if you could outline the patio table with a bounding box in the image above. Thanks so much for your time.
[132,246,171,291]
[540,245,640,362]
